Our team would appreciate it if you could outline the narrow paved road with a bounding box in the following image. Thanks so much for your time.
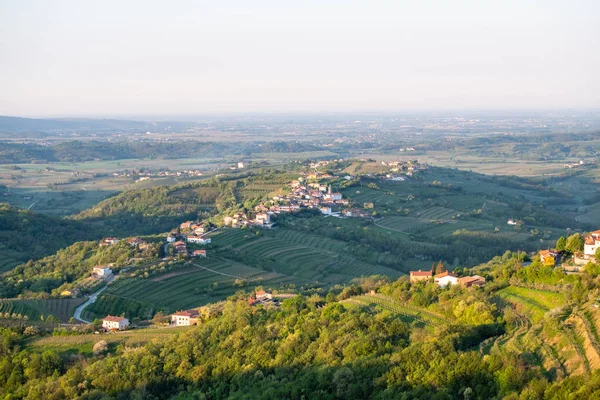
[73,276,114,323]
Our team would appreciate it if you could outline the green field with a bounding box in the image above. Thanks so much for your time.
[26,326,191,356]
[0,298,86,322]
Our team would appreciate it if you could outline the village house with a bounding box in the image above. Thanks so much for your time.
[92,266,113,279]
[100,237,118,246]
[166,234,176,243]
[187,235,211,245]
[192,249,207,257]
[539,249,558,266]
[102,315,130,330]
[256,289,273,301]
[171,309,200,326]
[180,221,194,231]
[320,206,332,215]
[409,270,433,283]
[128,237,144,247]
[458,275,486,288]
[255,213,271,225]
[193,223,209,235]
[434,272,459,287]
[584,230,600,258]
[174,241,187,254]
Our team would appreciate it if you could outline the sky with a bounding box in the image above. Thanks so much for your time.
[0,0,599,117]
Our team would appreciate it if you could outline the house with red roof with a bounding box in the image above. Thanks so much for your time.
[409,270,433,283]
[434,271,459,287]
[584,230,600,258]
[102,315,129,330]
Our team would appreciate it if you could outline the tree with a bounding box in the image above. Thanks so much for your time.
[596,247,600,263]
[435,260,446,275]
[93,340,108,356]
[565,233,584,253]
[556,236,567,251]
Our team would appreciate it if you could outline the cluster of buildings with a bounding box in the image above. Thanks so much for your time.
[111,169,204,179]
[223,211,274,228]
[99,237,150,249]
[409,270,486,288]
[380,160,424,177]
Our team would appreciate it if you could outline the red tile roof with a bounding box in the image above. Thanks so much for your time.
[434,271,457,279]
[103,315,127,322]
[410,270,432,277]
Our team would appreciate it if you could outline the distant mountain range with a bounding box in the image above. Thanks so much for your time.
[0,115,192,135]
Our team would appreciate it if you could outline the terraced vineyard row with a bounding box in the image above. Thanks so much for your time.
[416,206,458,221]
[350,294,451,327]
[274,229,346,252]
[0,298,85,322]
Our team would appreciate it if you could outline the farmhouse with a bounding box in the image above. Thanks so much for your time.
[256,289,273,301]
[171,309,200,326]
[409,270,432,283]
[92,266,113,279]
[100,237,118,246]
[458,275,486,288]
[584,230,600,258]
[539,250,558,266]
[192,249,207,257]
[102,316,129,330]
[434,272,459,287]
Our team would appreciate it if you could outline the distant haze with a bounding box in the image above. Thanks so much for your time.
[1,0,599,117]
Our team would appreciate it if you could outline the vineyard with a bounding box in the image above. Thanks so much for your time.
[346,294,451,329]
[84,257,297,320]
[497,286,565,323]
[375,216,435,233]
[0,298,86,322]
[414,206,459,221]
[215,228,404,283]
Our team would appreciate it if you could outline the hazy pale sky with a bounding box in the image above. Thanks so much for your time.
[1,0,599,117]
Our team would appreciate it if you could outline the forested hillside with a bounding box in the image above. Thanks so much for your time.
[0,203,104,273]
[6,249,600,399]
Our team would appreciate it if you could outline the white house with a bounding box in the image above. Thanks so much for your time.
[585,230,600,258]
[434,272,459,287]
[255,289,273,301]
[171,310,200,326]
[187,235,211,245]
[320,207,332,215]
[166,235,176,243]
[92,266,113,278]
[507,219,517,225]
[102,316,129,330]
[255,213,271,225]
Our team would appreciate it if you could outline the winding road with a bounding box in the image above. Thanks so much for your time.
[73,276,114,323]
